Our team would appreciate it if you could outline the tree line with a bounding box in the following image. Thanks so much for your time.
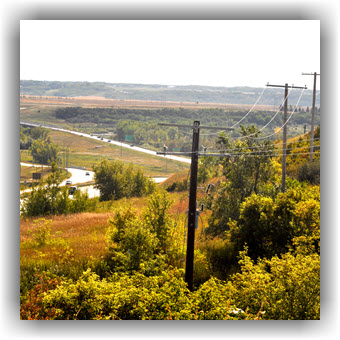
[20,80,320,107]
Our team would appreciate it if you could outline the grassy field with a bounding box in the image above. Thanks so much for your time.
[20,191,195,266]
[21,95,274,111]
[20,129,190,177]
[20,164,53,181]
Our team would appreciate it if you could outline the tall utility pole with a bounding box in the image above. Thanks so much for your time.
[266,83,307,193]
[302,72,320,164]
[157,121,233,290]
[185,121,200,291]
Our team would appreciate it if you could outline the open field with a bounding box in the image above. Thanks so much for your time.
[20,95,275,111]
[20,192,192,264]
[20,164,53,182]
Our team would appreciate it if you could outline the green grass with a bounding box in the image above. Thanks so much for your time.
[22,129,189,177]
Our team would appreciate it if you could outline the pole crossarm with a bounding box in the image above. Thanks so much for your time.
[302,72,320,76]
[266,83,307,89]
[158,122,234,131]
[156,151,230,157]
[199,153,230,157]
[156,151,191,156]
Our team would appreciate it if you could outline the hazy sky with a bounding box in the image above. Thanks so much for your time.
[20,20,320,89]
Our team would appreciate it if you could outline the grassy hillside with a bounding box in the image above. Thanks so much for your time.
[20,128,190,177]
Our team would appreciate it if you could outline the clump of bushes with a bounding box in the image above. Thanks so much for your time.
[21,248,319,320]
[93,159,156,201]
[21,163,91,217]
[297,161,320,184]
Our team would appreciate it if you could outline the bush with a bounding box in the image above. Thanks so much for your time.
[26,268,253,320]
[93,159,156,201]
[21,249,319,320]
[107,210,159,272]
[227,186,320,260]
[106,190,178,272]
[21,185,90,217]
[229,250,320,320]
[297,161,320,184]
[21,163,91,217]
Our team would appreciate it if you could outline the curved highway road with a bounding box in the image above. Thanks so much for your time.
[20,122,191,164]
[20,163,167,199]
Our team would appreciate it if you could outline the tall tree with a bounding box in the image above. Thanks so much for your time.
[29,137,58,164]
[207,125,276,236]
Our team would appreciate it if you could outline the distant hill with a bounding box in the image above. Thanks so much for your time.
[20,80,320,108]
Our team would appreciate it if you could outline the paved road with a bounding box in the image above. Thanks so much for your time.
[20,163,167,198]
[20,122,191,164]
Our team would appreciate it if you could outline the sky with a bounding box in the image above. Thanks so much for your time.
[20,20,320,90]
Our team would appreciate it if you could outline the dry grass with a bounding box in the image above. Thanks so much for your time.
[20,95,274,111]
[19,194,154,262]
[19,191,203,267]
[160,170,190,188]
[20,165,52,181]
[20,212,110,260]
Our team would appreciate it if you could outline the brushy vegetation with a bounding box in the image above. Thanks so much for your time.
[20,249,319,320]
[93,159,156,201]
[20,124,320,320]
[20,185,320,320]
[21,163,92,217]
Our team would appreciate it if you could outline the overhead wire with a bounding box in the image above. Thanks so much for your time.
[227,151,320,158]
[227,86,296,140]
[209,137,320,152]
[250,87,306,140]
[164,141,320,156]
[212,144,320,156]
[179,87,269,137]
[229,87,267,128]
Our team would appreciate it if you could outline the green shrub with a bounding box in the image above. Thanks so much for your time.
[106,206,158,272]
[27,218,52,246]
[33,268,251,320]
[229,249,320,320]
[21,163,91,217]
[93,159,156,201]
[297,161,320,184]
[106,190,178,273]
[227,186,320,260]
[21,248,319,320]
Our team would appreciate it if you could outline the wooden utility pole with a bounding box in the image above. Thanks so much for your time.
[185,121,200,291]
[302,72,320,163]
[266,83,307,192]
[157,121,233,290]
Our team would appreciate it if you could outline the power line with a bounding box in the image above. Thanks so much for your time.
[230,86,267,128]
[226,86,296,140]
[209,137,320,152]
[265,83,307,193]
[249,87,306,140]
[160,142,321,156]
[212,144,320,156]
[197,87,296,138]
[228,151,320,158]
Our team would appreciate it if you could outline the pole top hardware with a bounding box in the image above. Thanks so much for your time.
[156,151,230,157]
[266,82,307,90]
[158,122,234,131]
